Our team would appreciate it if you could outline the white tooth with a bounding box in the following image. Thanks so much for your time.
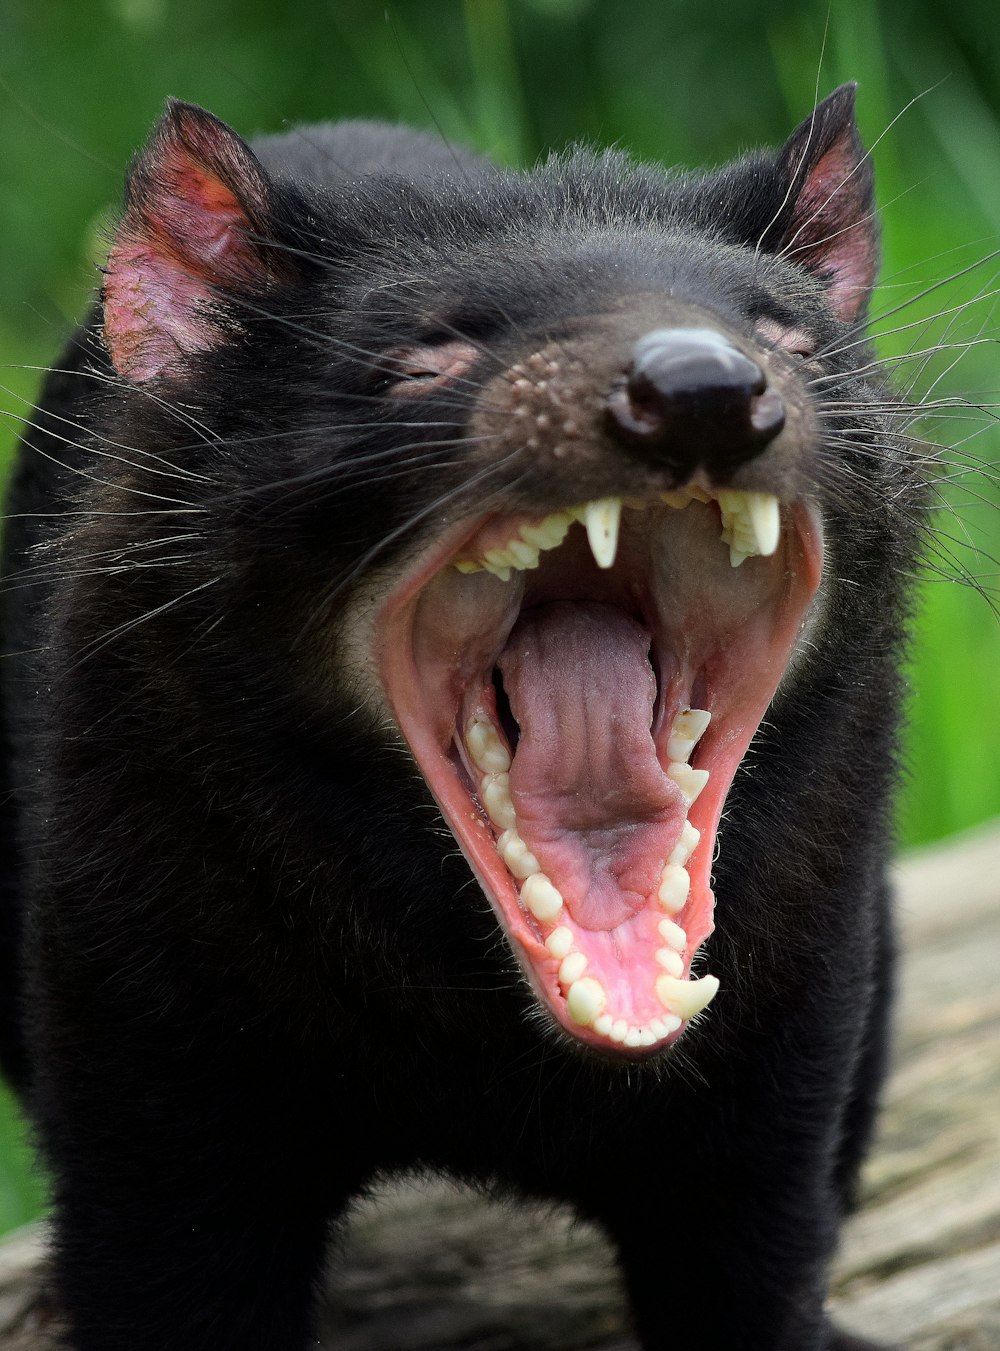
[483,546,516,571]
[668,762,709,806]
[453,559,484,573]
[498,829,540,879]
[559,951,589,985]
[466,718,511,774]
[746,492,781,556]
[668,820,701,867]
[657,917,687,950]
[521,873,563,923]
[638,1029,656,1047]
[656,972,720,1020]
[624,1028,643,1048]
[566,976,606,1026]
[482,773,516,830]
[660,1013,683,1035]
[657,864,690,914]
[583,497,622,569]
[729,546,750,569]
[545,925,575,958]
[482,560,513,581]
[610,1019,628,1043]
[649,1018,668,1038]
[666,707,711,763]
[594,1013,614,1036]
[655,947,685,977]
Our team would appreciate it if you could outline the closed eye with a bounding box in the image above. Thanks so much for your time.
[378,340,480,398]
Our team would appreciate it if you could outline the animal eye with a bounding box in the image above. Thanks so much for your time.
[378,340,479,397]
[755,318,815,361]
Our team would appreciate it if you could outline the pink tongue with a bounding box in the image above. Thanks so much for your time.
[497,602,686,930]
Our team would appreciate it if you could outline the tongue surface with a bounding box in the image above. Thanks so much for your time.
[497,602,686,930]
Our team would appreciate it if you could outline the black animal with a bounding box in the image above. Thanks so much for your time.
[0,86,919,1349]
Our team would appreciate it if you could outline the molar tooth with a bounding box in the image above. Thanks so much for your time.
[659,489,692,509]
[466,718,511,774]
[453,559,484,574]
[559,951,589,985]
[657,864,691,914]
[583,497,622,569]
[657,917,688,951]
[666,707,711,763]
[545,925,575,958]
[566,976,607,1026]
[656,973,720,1020]
[668,762,709,806]
[520,512,572,550]
[521,873,564,923]
[497,829,540,879]
[482,560,513,581]
[655,947,685,977]
[668,820,701,867]
[482,773,516,830]
[506,539,541,569]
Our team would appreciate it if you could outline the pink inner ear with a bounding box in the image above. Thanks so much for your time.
[103,128,271,382]
[785,140,876,324]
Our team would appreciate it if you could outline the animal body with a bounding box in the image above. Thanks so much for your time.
[0,86,919,1349]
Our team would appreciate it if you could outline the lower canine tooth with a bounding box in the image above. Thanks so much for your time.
[566,977,607,1026]
[582,497,622,569]
[521,873,564,922]
[656,973,720,1020]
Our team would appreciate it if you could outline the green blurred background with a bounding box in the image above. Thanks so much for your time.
[1,0,999,1235]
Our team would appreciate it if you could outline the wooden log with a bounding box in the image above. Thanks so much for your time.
[2,824,999,1349]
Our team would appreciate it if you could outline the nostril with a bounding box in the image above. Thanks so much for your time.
[605,326,786,472]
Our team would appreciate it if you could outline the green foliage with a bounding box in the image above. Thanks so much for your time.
[1,0,999,1233]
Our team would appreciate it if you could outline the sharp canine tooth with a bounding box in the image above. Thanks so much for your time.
[559,951,588,985]
[566,977,606,1026]
[545,925,574,958]
[658,864,691,914]
[655,947,685,977]
[656,973,720,1020]
[482,773,516,830]
[657,917,687,950]
[746,492,781,556]
[669,820,700,866]
[466,718,511,774]
[521,873,563,922]
[668,762,709,806]
[667,707,711,763]
[583,498,622,569]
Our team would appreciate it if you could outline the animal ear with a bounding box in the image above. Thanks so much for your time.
[103,99,291,381]
[770,83,877,324]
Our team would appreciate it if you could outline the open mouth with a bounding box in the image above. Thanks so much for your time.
[376,487,823,1056]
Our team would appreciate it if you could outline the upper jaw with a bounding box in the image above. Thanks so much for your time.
[374,486,823,1058]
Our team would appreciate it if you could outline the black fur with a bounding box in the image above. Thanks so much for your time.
[0,90,922,1350]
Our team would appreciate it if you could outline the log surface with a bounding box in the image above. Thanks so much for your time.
[2,824,998,1350]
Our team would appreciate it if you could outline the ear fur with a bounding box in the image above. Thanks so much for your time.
[770,83,878,323]
[103,100,289,381]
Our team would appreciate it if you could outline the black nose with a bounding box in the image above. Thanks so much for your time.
[605,327,785,477]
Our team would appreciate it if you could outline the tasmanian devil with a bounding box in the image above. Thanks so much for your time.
[0,84,920,1349]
